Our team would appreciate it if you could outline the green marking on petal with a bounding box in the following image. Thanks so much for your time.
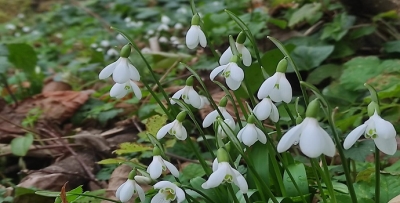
[124,85,131,90]
[224,174,233,183]
[274,83,280,89]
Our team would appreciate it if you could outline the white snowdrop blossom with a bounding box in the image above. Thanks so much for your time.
[147,156,179,179]
[253,98,279,122]
[98,49,140,84]
[159,36,168,43]
[277,117,336,158]
[157,113,187,140]
[151,181,185,203]
[344,111,397,155]
[170,78,202,108]
[5,24,16,30]
[157,24,169,31]
[186,25,206,49]
[106,48,119,57]
[199,95,210,109]
[116,179,145,203]
[174,23,183,30]
[109,80,142,99]
[203,107,234,128]
[237,116,267,147]
[258,72,292,103]
[96,48,103,52]
[202,158,248,193]
[100,40,110,47]
[217,118,236,139]
[22,26,30,33]
[210,61,244,90]
[220,42,252,66]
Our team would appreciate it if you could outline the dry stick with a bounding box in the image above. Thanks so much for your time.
[39,126,106,189]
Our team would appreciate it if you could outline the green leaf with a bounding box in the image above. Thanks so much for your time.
[97,109,123,125]
[11,133,34,156]
[114,143,153,155]
[145,114,168,136]
[343,140,374,162]
[97,158,126,165]
[7,43,37,73]
[384,40,400,53]
[283,163,309,197]
[340,56,382,90]
[181,163,206,182]
[353,182,374,199]
[288,3,322,27]
[320,13,355,41]
[261,44,296,75]
[290,45,334,71]
[379,175,400,203]
[190,177,221,201]
[267,197,294,203]
[349,25,376,39]
[247,142,270,188]
[306,64,342,85]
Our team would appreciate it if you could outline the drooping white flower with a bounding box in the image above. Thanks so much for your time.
[157,111,188,140]
[344,111,397,155]
[109,80,142,99]
[151,181,185,203]
[161,15,171,24]
[237,115,267,147]
[202,158,248,193]
[253,98,279,122]
[170,76,202,108]
[186,25,206,49]
[210,60,244,91]
[199,95,210,109]
[220,42,252,66]
[217,118,236,139]
[116,179,146,203]
[277,117,336,158]
[106,48,119,57]
[203,107,234,128]
[174,23,183,30]
[257,58,292,103]
[100,40,110,47]
[99,45,140,84]
[147,155,179,179]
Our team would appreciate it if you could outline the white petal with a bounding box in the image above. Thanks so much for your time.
[212,158,219,171]
[174,124,187,140]
[129,80,142,99]
[113,59,130,83]
[202,163,227,189]
[115,181,126,200]
[198,27,207,48]
[118,180,135,202]
[186,25,199,49]
[319,127,336,157]
[171,89,184,104]
[241,46,252,66]
[99,60,117,79]
[219,47,233,65]
[163,159,180,177]
[135,182,146,202]
[151,192,168,203]
[253,98,272,121]
[148,156,163,179]
[257,74,277,99]
[277,124,303,153]
[299,120,325,158]
[232,169,248,193]
[110,83,126,98]
[343,124,368,149]
[241,125,258,147]
[237,128,245,142]
[270,102,280,122]
[175,187,186,203]
[157,122,175,139]
[255,127,267,144]
[374,137,397,155]
[128,63,140,81]
[374,115,396,139]
[269,86,282,102]
[278,74,292,103]
[210,65,227,81]
[229,63,244,82]
[154,181,175,189]
[221,108,234,121]
[226,77,242,90]
[188,88,201,108]
[203,110,219,128]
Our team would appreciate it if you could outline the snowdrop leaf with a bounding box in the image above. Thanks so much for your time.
[283,163,309,197]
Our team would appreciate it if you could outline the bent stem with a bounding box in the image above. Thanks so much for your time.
[375,146,380,203]
[310,160,328,203]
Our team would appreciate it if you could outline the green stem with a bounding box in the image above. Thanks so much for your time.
[267,144,286,197]
[310,160,328,203]
[186,135,212,175]
[283,103,296,125]
[227,184,240,203]
[182,185,217,203]
[375,146,380,203]
[141,81,173,120]
[321,157,337,203]
[67,193,120,203]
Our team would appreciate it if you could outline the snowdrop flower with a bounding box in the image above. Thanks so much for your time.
[202,149,248,193]
[124,17,131,22]
[203,97,234,127]
[147,29,155,36]
[174,23,183,30]
[147,147,179,179]
[220,32,252,66]
[170,76,202,108]
[5,24,16,30]
[199,95,210,109]
[90,43,98,48]
[151,181,185,203]
[134,175,153,185]
[106,48,119,57]
[157,24,169,31]
[344,101,397,155]
[157,111,188,140]
[22,26,30,33]
[17,13,25,19]
[258,58,292,103]
[186,14,207,49]
[161,15,171,24]
[110,80,142,99]
[159,36,168,43]
[216,118,236,139]
[96,48,103,52]
[237,115,267,147]
[178,7,188,14]
[277,99,336,158]
[253,98,279,122]
[99,45,141,84]
[210,56,244,90]
[116,170,145,203]
[100,40,110,47]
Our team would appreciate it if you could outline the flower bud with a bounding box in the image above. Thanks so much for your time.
[153,146,162,156]
[176,111,187,122]
[276,57,288,73]
[191,14,200,25]
[186,76,194,86]
[305,99,320,118]
[128,170,137,180]
[368,101,380,116]
[216,148,229,163]
[219,96,228,107]
[120,44,131,58]
[236,31,246,44]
